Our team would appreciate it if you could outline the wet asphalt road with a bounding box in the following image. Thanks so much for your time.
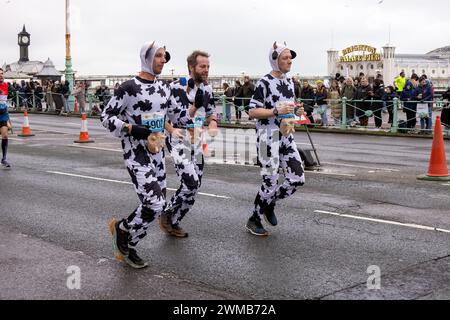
[1,114,449,300]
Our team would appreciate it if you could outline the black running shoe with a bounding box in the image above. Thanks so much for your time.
[108,218,129,260]
[263,203,277,226]
[125,248,148,269]
[245,217,269,236]
[1,159,11,169]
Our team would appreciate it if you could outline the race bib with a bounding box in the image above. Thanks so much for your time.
[187,110,206,129]
[0,96,7,115]
[142,112,165,132]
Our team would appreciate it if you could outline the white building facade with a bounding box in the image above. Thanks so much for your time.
[328,45,450,89]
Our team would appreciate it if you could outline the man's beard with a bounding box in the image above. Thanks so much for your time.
[193,72,206,84]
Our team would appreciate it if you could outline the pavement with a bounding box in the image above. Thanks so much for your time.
[1,113,449,300]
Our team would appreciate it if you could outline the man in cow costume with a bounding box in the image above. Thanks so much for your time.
[246,42,306,236]
[159,50,218,238]
[102,41,180,268]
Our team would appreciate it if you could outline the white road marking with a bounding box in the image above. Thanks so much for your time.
[321,161,400,172]
[69,144,122,153]
[313,210,450,234]
[442,183,450,186]
[46,171,231,199]
[308,171,356,177]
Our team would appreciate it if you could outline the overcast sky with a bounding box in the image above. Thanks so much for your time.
[1,0,449,76]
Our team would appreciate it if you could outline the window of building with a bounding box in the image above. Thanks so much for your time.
[443,70,446,75]
[432,70,435,74]
[370,64,374,69]
[360,65,363,70]
[340,65,344,71]
[412,69,415,74]
[350,65,353,70]
[422,69,426,75]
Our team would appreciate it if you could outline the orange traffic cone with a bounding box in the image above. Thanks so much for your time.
[18,110,35,137]
[74,113,94,143]
[417,116,450,181]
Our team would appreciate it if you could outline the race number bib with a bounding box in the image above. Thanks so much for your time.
[0,96,7,115]
[142,112,165,132]
[187,110,206,129]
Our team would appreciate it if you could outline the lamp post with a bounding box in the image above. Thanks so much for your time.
[65,0,75,112]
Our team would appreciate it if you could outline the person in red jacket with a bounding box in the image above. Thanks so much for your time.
[0,69,11,168]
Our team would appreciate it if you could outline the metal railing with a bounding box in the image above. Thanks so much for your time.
[6,90,449,136]
[215,95,450,135]
[7,91,110,116]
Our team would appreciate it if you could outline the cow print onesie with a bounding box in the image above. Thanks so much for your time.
[249,72,305,221]
[101,76,177,248]
[165,78,216,225]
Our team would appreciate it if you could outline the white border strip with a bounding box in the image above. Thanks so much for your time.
[321,162,400,172]
[46,171,231,199]
[308,171,356,177]
[69,144,122,153]
[313,210,450,234]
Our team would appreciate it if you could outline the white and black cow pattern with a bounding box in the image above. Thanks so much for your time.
[101,76,176,247]
[249,74,305,220]
[164,78,215,225]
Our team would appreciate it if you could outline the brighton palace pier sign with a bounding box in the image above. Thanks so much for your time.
[340,45,381,62]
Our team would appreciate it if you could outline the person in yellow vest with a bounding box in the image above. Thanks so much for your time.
[394,71,406,94]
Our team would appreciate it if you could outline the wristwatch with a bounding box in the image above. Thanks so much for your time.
[121,123,130,134]
[273,108,279,117]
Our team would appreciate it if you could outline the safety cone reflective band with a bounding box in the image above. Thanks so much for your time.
[417,116,450,181]
[18,110,35,137]
[74,113,94,143]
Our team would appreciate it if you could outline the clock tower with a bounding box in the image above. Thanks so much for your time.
[18,25,30,62]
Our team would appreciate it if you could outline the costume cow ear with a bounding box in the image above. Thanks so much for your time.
[165,51,171,63]
[188,78,195,89]
[290,50,297,59]
[272,51,279,60]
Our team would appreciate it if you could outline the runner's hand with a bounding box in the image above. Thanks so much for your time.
[146,132,165,154]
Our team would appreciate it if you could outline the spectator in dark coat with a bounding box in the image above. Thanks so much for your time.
[441,87,450,129]
[233,80,243,123]
[371,78,385,128]
[234,76,255,115]
[384,85,398,125]
[354,77,372,127]
[400,81,419,129]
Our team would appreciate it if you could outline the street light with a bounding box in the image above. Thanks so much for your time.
[65,0,75,112]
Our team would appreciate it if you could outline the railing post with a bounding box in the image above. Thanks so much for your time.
[341,97,347,130]
[220,94,226,124]
[391,98,399,133]
[32,91,36,111]
[435,98,442,111]
[16,91,20,110]
[88,94,93,113]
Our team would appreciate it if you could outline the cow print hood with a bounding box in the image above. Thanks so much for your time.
[140,41,171,76]
[269,42,297,74]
